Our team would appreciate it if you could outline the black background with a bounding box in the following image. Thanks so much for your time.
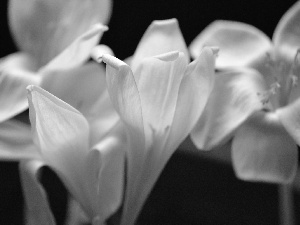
[0,0,299,224]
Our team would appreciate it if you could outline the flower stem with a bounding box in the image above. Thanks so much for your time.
[279,184,295,225]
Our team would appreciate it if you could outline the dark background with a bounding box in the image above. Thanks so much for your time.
[1,0,299,224]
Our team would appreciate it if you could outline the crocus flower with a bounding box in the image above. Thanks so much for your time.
[188,1,300,183]
[91,19,216,225]
[0,0,113,123]
[18,85,125,225]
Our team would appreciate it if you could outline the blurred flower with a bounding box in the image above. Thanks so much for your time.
[189,1,300,183]
[91,18,217,225]
[20,85,125,225]
[0,0,113,123]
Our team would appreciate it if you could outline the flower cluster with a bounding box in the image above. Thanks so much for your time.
[1,0,300,224]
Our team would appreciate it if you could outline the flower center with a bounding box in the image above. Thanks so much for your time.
[258,49,300,108]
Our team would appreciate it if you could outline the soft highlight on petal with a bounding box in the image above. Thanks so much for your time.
[277,97,300,146]
[273,1,300,60]
[0,53,40,122]
[40,62,119,145]
[131,19,189,72]
[168,47,216,151]
[135,51,187,133]
[19,160,56,225]
[191,68,266,150]
[27,85,91,214]
[9,0,112,67]
[232,112,298,183]
[0,120,40,161]
[40,24,107,73]
[189,20,272,68]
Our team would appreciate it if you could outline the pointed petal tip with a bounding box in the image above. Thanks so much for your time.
[91,45,114,63]
[102,54,128,70]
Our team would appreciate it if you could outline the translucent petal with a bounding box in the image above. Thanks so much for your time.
[168,47,215,151]
[40,24,107,73]
[277,97,300,146]
[0,53,40,122]
[232,111,298,183]
[190,68,266,150]
[27,85,91,214]
[9,0,112,67]
[189,20,272,68]
[135,51,187,133]
[102,55,146,225]
[87,123,125,222]
[19,160,56,225]
[0,119,41,161]
[40,62,119,145]
[273,1,300,60]
[131,19,189,72]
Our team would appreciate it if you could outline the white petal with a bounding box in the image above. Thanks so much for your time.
[189,20,272,68]
[135,51,187,133]
[277,97,300,146]
[273,1,300,60]
[9,0,112,67]
[102,55,146,225]
[40,62,119,145]
[232,111,298,183]
[86,123,126,222]
[40,24,107,73]
[131,19,189,72]
[19,160,56,225]
[0,119,40,160]
[168,47,216,151]
[190,68,266,150]
[0,53,40,122]
[27,85,91,214]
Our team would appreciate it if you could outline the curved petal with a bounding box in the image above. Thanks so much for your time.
[168,47,216,151]
[0,120,41,161]
[190,68,266,150]
[27,85,92,215]
[86,123,126,223]
[9,0,112,67]
[40,62,119,145]
[0,53,40,122]
[232,111,298,183]
[40,24,107,73]
[189,20,272,68]
[276,97,300,146]
[19,160,56,225]
[131,19,189,72]
[101,54,146,225]
[273,1,300,60]
[135,51,187,133]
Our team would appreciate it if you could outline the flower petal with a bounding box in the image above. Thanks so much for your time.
[273,1,300,59]
[19,160,56,225]
[131,19,189,72]
[135,51,187,133]
[0,53,40,122]
[168,47,216,151]
[276,97,300,146]
[9,0,112,67]
[102,54,146,225]
[86,122,125,223]
[40,62,119,145]
[189,20,272,68]
[190,68,266,150]
[232,111,298,183]
[27,85,91,214]
[0,119,40,160]
[40,24,107,73]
